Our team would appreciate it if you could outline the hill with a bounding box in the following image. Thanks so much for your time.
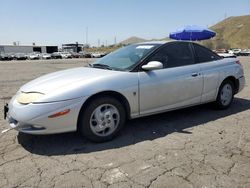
[91,15,250,51]
[120,36,147,45]
[202,15,250,49]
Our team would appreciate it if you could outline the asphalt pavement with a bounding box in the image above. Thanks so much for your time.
[0,57,249,188]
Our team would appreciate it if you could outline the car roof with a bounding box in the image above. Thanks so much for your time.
[137,40,192,45]
[137,40,169,45]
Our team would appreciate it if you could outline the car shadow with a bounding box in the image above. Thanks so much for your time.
[18,97,250,156]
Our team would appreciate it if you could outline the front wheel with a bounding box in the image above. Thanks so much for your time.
[78,97,126,142]
[215,80,235,109]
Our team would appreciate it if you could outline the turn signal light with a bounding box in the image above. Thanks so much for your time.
[48,109,70,118]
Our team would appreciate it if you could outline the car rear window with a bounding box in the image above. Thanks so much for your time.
[194,44,221,63]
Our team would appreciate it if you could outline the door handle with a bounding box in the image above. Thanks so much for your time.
[191,73,198,77]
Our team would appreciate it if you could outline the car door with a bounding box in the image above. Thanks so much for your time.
[138,42,203,115]
[192,43,221,103]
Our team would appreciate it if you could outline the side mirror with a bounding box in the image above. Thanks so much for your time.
[142,61,163,71]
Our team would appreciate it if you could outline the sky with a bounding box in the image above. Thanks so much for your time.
[0,0,249,46]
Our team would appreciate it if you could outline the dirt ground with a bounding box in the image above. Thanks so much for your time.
[0,57,250,188]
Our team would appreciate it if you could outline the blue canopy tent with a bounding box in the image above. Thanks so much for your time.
[169,25,216,41]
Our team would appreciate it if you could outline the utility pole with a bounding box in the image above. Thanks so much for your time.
[83,31,85,49]
[224,12,227,20]
[98,39,100,47]
[85,27,88,45]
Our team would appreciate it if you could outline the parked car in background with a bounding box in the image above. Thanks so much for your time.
[215,49,228,54]
[91,52,102,58]
[41,53,52,59]
[0,53,13,61]
[51,52,62,59]
[238,49,250,56]
[78,51,86,58]
[5,41,245,142]
[228,49,241,56]
[61,52,72,59]
[84,52,92,58]
[217,53,236,58]
[70,52,80,58]
[14,53,27,60]
[8,53,16,59]
[28,52,41,60]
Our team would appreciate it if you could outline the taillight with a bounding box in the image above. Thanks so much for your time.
[236,60,241,65]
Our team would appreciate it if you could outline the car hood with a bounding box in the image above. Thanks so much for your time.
[20,67,121,95]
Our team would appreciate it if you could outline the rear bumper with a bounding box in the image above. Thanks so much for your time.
[237,76,245,93]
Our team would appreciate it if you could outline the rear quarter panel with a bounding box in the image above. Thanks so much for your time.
[217,58,243,95]
[201,58,243,103]
[200,60,220,102]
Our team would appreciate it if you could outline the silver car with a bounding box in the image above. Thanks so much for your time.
[5,41,245,142]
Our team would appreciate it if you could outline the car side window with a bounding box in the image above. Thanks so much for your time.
[147,43,194,68]
[194,44,220,63]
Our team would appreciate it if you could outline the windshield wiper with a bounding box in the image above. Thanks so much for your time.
[90,63,113,70]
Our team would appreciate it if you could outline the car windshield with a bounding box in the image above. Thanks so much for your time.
[91,44,160,71]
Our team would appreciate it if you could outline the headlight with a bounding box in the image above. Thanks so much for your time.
[17,92,45,104]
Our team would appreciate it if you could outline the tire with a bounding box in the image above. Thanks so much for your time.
[78,97,126,142]
[215,79,235,109]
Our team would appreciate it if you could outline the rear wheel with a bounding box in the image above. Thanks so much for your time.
[215,80,235,109]
[78,97,126,142]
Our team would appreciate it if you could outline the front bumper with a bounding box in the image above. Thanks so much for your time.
[6,96,87,134]
[4,103,8,120]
